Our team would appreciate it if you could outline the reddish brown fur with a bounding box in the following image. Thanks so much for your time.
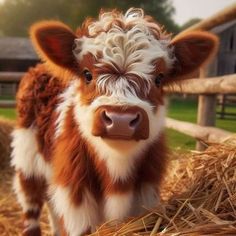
[31,21,77,71]
[59,218,69,236]
[15,61,168,235]
[22,227,41,236]
[168,31,219,82]
[13,9,219,236]
[52,106,168,197]
[17,64,65,161]
[52,107,103,205]
[16,171,46,235]
[52,106,143,199]
[18,171,46,209]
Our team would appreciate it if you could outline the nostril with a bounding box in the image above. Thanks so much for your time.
[102,111,112,126]
[129,113,141,128]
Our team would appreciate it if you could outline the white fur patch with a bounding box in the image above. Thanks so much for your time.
[54,79,166,182]
[73,8,174,96]
[50,186,100,236]
[73,83,166,181]
[55,80,78,138]
[11,128,51,180]
[104,192,133,221]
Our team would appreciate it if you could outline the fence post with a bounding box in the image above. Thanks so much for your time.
[196,59,218,151]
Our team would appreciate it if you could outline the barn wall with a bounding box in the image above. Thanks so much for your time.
[0,59,39,96]
[217,24,236,75]
[0,59,38,72]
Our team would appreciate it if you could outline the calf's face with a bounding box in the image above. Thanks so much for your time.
[31,9,218,149]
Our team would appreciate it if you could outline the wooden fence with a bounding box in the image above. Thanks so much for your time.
[0,72,23,108]
[0,3,236,151]
[0,70,235,148]
[168,2,236,150]
[165,74,236,148]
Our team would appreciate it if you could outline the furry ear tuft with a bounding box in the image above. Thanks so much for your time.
[30,21,76,70]
[167,31,219,82]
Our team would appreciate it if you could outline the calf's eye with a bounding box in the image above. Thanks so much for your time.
[83,69,93,84]
[155,73,164,87]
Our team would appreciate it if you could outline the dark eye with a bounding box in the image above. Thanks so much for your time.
[155,73,164,87]
[83,69,93,83]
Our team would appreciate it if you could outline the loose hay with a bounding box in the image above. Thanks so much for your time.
[90,137,236,235]
[0,136,235,235]
[0,117,14,168]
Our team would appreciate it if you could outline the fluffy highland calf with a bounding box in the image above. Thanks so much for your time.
[11,8,218,236]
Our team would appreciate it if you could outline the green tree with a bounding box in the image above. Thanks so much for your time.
[0,0,179,37]
[0,0,75,36]
[181,18,202,31]
[140,0,179,34]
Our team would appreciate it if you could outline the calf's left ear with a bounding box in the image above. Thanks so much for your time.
[167,31,219,82]
[30,21,76,70]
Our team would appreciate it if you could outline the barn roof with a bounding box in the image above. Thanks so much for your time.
[0,37,38,60]
[211,19,236,34]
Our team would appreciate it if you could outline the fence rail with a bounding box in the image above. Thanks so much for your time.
[182,2,236,32]
[166,118,232,143]
[0,100,16,108]
[0,72,24,83]
[0,72,23,108]
[164,74,236,94]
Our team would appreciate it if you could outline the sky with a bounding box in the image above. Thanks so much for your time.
[172,0,236,25]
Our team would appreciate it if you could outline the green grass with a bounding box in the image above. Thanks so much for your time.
[167,97,236,150]
[166,128,196,150]
[167,98,197,123]
[0,95,16,119]
[0,97,236,151]
[0,108,16,120]
[0,95,14,100]
[167,98,197,150]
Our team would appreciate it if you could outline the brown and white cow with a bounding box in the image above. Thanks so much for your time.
[11,8,218,236]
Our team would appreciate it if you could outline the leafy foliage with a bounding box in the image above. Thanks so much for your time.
[181,18,202,31]
[0,0,179,36]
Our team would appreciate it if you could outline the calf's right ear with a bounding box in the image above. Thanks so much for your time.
[30,21,76,70]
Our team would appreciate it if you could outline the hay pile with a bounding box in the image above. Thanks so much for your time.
[91,137,236,235]
[0,134,235,235]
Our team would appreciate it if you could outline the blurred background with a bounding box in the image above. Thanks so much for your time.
[0,2,236,235]
[0,0,235,152]
[0,0,181,37]
[0,0,234,36]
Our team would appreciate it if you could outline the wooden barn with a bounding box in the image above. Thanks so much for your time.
[0,37,39,96]
[212,19,236,75]
[211,19,236,119]
[0,37,38,72]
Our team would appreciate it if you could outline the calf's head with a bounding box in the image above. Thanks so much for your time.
[31,9,218,150]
